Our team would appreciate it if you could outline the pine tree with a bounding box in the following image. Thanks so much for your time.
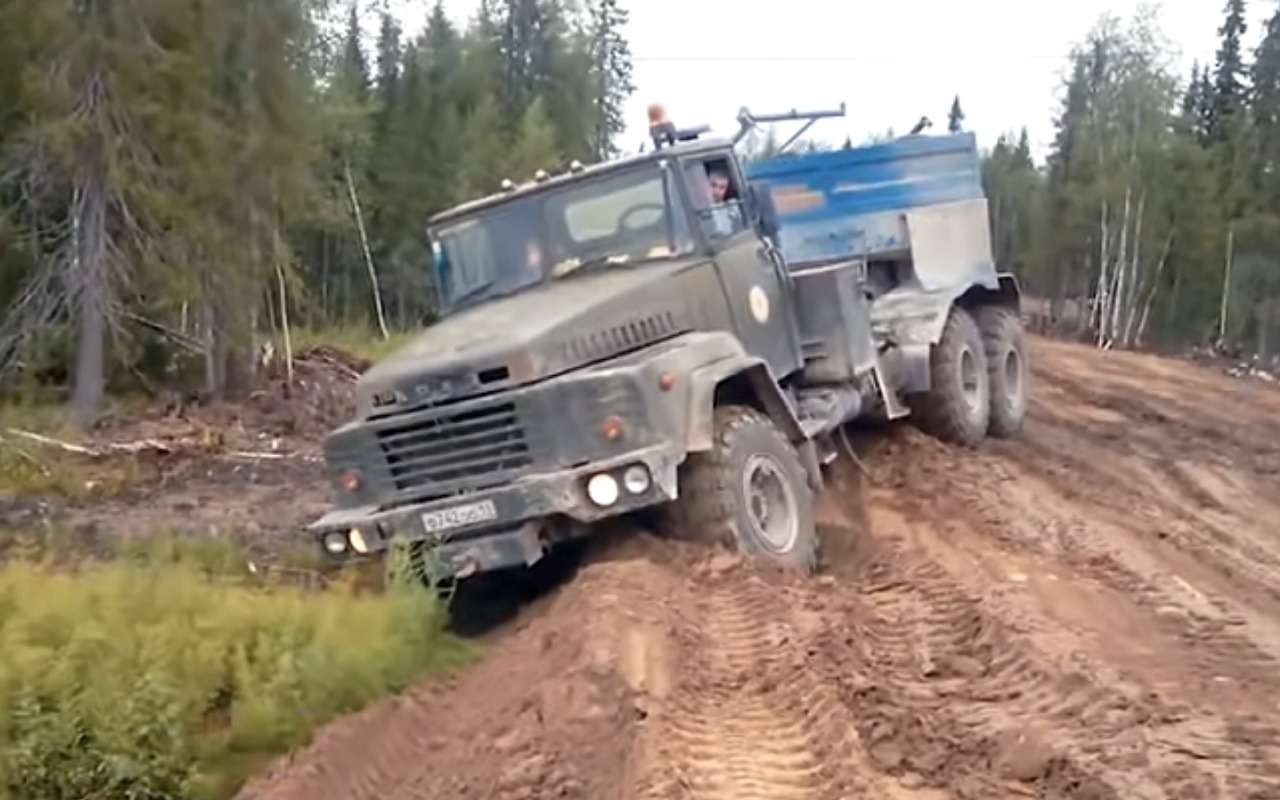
[588,0,635,160]
[375,11,403,125]
[1015,128,1033,168]
[1210,0,1248,140]
[948,95,965,133]
[341,1,371,101]
[1253,5,1280,207]
[459,94,510,196]
[1182,63,1203,127]
[507,96,563,177]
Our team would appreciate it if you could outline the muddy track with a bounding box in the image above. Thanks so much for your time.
[241,337,1280,800]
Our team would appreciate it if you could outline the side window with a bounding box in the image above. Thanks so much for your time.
[685,157,748,240]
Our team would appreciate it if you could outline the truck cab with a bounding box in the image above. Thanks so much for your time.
[308,109,1028,583]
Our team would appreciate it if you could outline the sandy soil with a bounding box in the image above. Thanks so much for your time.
[201,336,1280,798]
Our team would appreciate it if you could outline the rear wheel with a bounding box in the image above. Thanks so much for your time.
[976,305,1029,438]
[909,306,990,447]
[667,405,818,573]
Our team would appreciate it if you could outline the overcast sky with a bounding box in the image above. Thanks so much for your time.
[391,0,1276,162]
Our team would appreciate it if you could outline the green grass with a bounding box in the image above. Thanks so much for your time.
[288,324,419,365]
[0,539,471,800]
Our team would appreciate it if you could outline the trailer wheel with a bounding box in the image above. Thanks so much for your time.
[909,306,990,447]
[668,406,818,573]
[976,305,1029,438]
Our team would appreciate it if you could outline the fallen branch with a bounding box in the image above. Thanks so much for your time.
[4,428,172,457]
[118,309,205,353]
[226,450,322,463]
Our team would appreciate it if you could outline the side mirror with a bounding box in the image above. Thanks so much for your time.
[749,182,781,241]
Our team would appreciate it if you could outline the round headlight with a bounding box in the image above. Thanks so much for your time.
[587,473,620,507]
[623,465,651,495]
[322,531,348,555]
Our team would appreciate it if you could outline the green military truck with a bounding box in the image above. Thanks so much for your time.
[308,106,1028,582]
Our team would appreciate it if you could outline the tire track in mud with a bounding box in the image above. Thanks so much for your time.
[822,524,1136,799]
[636,582,866,800]
[857,409,1280,799]
[824,513,1280,800]
[885,418,1280,688]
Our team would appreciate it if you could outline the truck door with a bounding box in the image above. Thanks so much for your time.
[684,155,803,379]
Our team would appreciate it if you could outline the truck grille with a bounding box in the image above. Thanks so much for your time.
[375,401,532,495]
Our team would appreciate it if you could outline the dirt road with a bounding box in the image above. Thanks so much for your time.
[240,336,1280,800]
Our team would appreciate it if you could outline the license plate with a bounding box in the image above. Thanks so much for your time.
[421,499,498,534]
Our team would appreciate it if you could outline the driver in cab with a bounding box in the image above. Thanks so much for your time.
[703,164,744,237]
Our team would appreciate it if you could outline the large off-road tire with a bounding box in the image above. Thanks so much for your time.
[975,305,1029,438]
[668,405,818,573]
[909,306,991,447]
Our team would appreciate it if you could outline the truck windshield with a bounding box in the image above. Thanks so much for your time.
[429,166,693,314]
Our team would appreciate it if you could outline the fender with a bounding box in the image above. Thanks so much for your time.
[872,272,1022,395]
[685,355,805,452]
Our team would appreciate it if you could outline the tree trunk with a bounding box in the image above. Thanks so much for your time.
[321,232,330,323]
[1094,202,1110,343]
[70,168,109,426]
[345,159,390,340]
[1134,231,1173,347]
[1109,185,1132,344]
[1121,191,1146,346]
[276,237,294,388]
[1219,224,1235,343]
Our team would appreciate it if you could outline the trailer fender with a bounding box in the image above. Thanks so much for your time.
[959,271,1022,313]
[686,356,805,453]
[876,273,1022,395]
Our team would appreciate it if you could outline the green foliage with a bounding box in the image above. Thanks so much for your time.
[0,0,635,410]
[289,324,418,364]
[1210,0,1248,139]
[0,548,470,800]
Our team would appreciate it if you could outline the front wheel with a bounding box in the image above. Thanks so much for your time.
[667,406,818,573]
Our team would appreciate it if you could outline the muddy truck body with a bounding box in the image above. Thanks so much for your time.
[307,109,1028,582]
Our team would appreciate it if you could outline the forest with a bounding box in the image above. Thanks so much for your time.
[1,0,1278,427]
[980,0,1280,359]
[0,0,635,422]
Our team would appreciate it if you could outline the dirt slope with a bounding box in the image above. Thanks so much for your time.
[240,336,1280,800]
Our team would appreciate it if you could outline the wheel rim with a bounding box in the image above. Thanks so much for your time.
[960,347,982,414]
[741,453,799,553]
[1004,348,1024,407]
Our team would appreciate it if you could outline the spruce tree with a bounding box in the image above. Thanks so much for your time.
[589,0,636,160]
[1210,0,1248,139]
[948,95,966,133]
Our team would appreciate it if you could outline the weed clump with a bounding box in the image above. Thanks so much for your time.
[0,541,469,799]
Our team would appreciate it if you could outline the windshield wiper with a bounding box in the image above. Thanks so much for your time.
[553,253,665,280]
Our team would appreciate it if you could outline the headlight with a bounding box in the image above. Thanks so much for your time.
[321,531,348,555]
[587,474,620,507]
[623,465,651,495]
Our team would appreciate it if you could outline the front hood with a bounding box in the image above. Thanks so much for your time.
[356,257,710,416]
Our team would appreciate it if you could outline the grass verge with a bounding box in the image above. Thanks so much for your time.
[0,538,470,800]
[288,324,418,365]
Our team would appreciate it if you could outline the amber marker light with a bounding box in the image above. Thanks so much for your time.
[340,469,363,493]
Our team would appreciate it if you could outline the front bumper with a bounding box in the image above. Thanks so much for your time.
[308,444,682,577]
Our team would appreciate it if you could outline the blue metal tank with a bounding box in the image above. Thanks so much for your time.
[745,133,986,267]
